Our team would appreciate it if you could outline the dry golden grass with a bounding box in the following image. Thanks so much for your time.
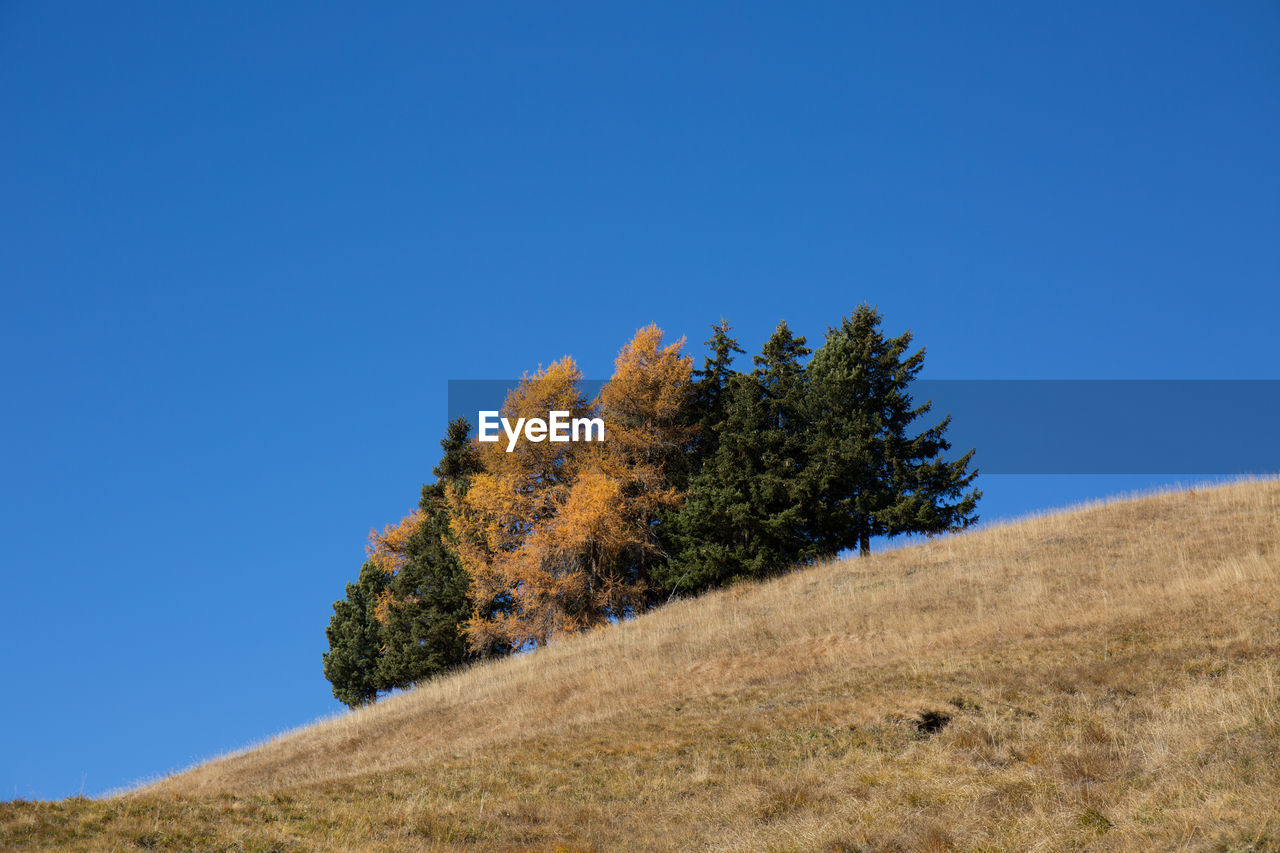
[4,479,1279,851]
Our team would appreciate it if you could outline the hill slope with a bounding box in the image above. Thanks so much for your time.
[4,480,1279,851]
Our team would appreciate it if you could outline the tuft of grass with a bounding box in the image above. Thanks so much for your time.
[4,477,1280,851]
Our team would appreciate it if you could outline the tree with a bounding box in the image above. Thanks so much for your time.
[375,417,496,689]
[322,560,389,709]
[432,416,483,484]
[450,358,598,651]
[452,329,694,650]
[373,499,471,688]
[590,324,694,605]
[658,321,817,593]
[687,319,745,470]
[324,417,498,706]
[807,305,980,556]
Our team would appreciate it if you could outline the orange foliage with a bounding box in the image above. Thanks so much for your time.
[367,511,424,576]
[450,358,598,649]
[595,323,694,528]
[367,510,425,623]
[451,332,694,652]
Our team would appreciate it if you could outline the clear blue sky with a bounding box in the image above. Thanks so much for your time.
[2,2,1277,799]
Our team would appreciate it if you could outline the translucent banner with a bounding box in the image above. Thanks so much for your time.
[446,379,1280,474]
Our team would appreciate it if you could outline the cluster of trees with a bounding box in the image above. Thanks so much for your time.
[323,306,980,708]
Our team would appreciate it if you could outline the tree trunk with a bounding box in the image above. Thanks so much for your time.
[859,520,871,557]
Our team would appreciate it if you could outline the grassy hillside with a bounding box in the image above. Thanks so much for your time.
[4,479,1279,851]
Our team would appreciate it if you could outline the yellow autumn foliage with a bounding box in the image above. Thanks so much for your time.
[451,330,694,651]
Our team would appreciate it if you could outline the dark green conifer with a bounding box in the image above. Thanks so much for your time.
[689,319,745,465]
[373,485,470,688]
[324,417,501,704]
[658,321,817,593]
[432,416,483,484]
[377,417,496,689]
[654,320,744,589]
[807,305,980,556]
[321,561,389,709]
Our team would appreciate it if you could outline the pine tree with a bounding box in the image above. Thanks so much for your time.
[375,417,494,689]
[688,319,745,469]
[807,305,980,556]
[432,416,482,484]
[654,320,742,593]
[659,321,817,593]
[373,492,469,688]
[322,560,389,708]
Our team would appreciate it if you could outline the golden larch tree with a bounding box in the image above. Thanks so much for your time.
[589,323,694,595]
[452,332,694,651]
[449,358,597,650]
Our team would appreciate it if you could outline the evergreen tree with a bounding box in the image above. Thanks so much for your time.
[658,321,817,593]
[322,560,389,709]
[432,416,483,484]
[654,320,742,592]
[688,319,745,468]
[374,487,471,688]
[377,417,495,689]
[807,305,980,556]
